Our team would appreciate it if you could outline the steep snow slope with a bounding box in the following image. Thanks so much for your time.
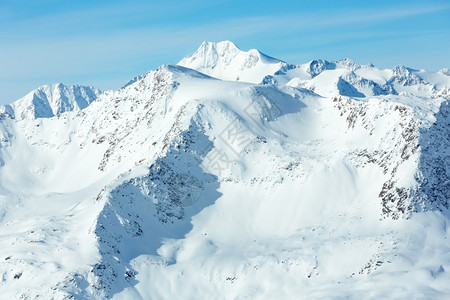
[0,42,450,299]
[0,83,101,120]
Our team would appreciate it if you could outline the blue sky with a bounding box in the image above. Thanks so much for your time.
[1,0,449,105]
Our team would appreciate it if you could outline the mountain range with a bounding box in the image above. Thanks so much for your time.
[0,41,449,299]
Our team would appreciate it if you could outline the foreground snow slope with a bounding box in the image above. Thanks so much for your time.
[0,41,449,299]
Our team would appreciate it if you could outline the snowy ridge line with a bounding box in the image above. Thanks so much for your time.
[1,83,101,120]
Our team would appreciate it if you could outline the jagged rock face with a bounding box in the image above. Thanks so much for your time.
[414,100,450,210]
[432,87,450,100]
[261,75,279,85]
[335,58,360,71]
[332,94,449,219]
[91,125,219,297]
[307,59,336,77]
[340,72,397,97]
[0,105,14,120]
[390,66,425,86]
[87,67,181,173]
[337,77,366,97]
[1,41,450,299]
[333,97,419,218]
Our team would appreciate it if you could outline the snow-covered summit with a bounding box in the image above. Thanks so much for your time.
[305,59,336,77]
[177,41,284,83]
[334,58,360,71]
[439,68,450,76]
[390,65,425,86]
[1,83,101,120]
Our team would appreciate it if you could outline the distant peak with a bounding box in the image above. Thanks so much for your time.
[439,68,450,76]
[180,41,282,67]
[392,65,410,72]
[307,59,335,77]
[7,83,102,120]
[390,65,424,86]
[190,40,242,62]
[177,41,284,83]
[336,58,355,64]
[334,58,360,71]
[34,83,99,94]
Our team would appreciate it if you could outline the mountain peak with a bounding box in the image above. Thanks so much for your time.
[334,58,360,71]
[306,59,335,77]
[178,41,284,83]
[179,41,242,71]
[439,68,450,76]
[3,83,101,120]
[199,40,240,53]
[390,65,424,86]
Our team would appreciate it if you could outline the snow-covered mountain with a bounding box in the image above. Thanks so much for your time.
[178,42,450,102]
[0,41,450,299]
[178,41,284,83]
[0,83,101,120]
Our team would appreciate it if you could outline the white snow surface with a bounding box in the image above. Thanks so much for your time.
[0,41,450,299]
